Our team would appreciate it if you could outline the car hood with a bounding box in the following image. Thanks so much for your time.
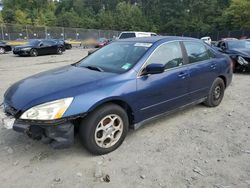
[4,65,116,111]
[229,48,250,57]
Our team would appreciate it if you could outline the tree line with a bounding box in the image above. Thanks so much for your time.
[0,0,250,34]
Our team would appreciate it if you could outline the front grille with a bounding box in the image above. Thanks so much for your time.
[3,103,18,116]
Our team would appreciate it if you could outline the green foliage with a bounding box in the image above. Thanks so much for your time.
[0,13,3,24]
[1,0,250,33]
[223,0,250,30]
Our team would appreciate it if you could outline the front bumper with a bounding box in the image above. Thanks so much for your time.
[13,50,30,56]
[13,121,74,149]
[233,56,250,70]
[0,107,85,149]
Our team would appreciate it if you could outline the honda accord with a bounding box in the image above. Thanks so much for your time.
[1,36,233,155]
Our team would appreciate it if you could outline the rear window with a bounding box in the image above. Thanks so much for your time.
[119,33,136,39]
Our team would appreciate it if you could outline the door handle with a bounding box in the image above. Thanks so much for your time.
[210,63,216,69]
[178,72,188,79]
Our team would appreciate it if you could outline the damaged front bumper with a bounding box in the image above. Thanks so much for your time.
[13,121,75,149]
[0,107,86,149]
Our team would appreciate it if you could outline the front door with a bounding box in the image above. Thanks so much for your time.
[136,41,190,121]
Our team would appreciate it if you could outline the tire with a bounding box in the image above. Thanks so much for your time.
[67,44,72,49]
[79,103,129,155]
[57,47,63,55]
[0,47,5,54]
[30,49,38,57]
[204,77,225,107]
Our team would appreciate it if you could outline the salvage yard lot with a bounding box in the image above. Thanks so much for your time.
[0,49,250,188]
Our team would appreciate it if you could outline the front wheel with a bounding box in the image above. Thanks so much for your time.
[79,104,129,155]
[204,77,225,107]
[57,47,63,55]
[0,47,5,54]
[30,49,38,57]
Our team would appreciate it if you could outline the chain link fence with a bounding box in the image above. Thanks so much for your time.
[1,23,250,41]
[0,23,121,41]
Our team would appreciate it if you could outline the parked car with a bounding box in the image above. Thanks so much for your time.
[81,38,98,48]
[0,41,12,54]
[95,38,109,48]
[118,31,157,39]
[216,40,250,72]
[53,39,72,50]
[13,39,65,57]
[1,36,232,154]
[201,36,212,45]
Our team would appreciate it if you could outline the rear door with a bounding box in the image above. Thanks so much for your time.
[136,41,190,120]
[183,41,219,101]
[39,40,57,55]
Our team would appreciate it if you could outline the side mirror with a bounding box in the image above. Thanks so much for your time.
[141,64,165,76]
[39,43,44,47]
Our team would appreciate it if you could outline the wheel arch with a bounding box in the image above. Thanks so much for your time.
[88,98,135,127]
[218,75,227,87]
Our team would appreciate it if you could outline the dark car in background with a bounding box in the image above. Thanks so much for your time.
[95,38,109,48]
[216,40,250,72]
[53,39,72,50]
[13,39,65,57]
[0,41,12,54]
[1,36,232,154]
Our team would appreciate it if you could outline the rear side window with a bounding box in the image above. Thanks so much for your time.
[147,42,183,70]
[119,33,136,39]
[184,41,210,64]
[42,40,56,46]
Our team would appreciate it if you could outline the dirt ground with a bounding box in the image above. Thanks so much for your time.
[0,48,249,188]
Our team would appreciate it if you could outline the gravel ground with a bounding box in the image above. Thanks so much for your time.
[0,49,249,188]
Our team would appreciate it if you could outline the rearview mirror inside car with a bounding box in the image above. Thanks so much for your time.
[141,64,165,76]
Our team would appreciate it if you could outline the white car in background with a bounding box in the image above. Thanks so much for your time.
[201,36,212,45]
[118,31,157,39]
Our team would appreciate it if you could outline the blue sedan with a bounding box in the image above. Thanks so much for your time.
[1,36,233,154]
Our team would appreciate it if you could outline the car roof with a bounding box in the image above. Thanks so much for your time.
[120,31,156,34]
[117,36,199,43]
[201,37,211,40]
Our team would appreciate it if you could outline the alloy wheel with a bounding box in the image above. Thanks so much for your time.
[94,114,123,148]
[213,85,221,100]
[0,47,5,54]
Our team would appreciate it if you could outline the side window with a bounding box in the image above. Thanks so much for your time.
[147,42,183,70]
[41,41,49,46]
[184,41,210,64]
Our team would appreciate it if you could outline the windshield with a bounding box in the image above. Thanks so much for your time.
[77,42,151,73]
[28,40,41,46]
[228,41,250,49]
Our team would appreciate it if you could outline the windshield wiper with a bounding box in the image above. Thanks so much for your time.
[84,65,104,72]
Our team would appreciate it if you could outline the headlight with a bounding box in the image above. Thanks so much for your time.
[20,97,73,120]
[22,47,31,51]
[237,56,248,65]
